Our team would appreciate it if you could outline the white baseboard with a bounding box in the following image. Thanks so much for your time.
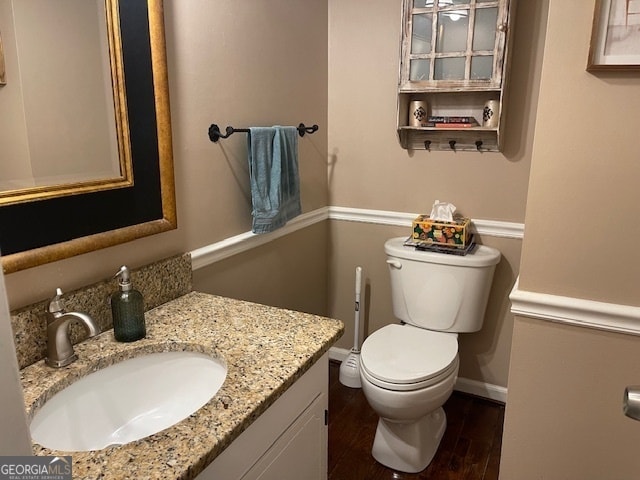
[454,377,507,404]
[329,347,507,404]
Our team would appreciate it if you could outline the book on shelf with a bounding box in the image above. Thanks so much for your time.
[427,115,477,124]
[434,122,478,128]
[415,116,479,128]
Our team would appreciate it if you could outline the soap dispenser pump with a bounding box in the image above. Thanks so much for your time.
[111,265,146,342]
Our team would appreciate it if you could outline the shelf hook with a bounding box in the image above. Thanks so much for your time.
[475,140,483,151]
[424,140,431,151]
[449,140,456,151]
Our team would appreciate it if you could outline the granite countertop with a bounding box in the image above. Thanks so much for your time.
[20,291,344,480]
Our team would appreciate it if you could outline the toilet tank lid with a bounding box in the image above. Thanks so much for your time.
[385,237,501,267]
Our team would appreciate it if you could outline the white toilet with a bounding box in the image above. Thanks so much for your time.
[359,237,501,473]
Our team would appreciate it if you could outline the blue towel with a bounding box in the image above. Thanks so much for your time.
[247,126,301,234]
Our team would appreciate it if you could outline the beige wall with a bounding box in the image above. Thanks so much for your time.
[501,0,640,477]
[501,318,640,479]
[165,0,329,244]
[2,1,329,451]
[9,1,635,473]
[3,0,539,391]
[194,223,328,316]
[325,0,548,389]
[3,0,329,311]
[327,0,546,222]
[166,0,330,309]
[517,2,640,307]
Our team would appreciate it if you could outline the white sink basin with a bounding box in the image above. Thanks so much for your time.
[30,351,227,451]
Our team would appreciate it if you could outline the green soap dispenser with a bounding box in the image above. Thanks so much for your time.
[111,265,146,342]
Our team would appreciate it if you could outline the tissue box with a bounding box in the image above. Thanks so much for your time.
[412,214,471,248]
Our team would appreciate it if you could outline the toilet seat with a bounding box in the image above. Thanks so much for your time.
[360,324,458,392]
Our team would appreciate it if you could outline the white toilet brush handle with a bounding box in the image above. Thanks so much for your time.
[353,266,362,352]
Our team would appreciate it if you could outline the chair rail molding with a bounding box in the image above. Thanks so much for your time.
[190,207,330,270]
[329,206,524,239]
[510,278,640,336]
[190,206,525,271]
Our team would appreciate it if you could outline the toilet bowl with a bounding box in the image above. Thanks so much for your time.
[359,323,459,472]
[358,237,500,473]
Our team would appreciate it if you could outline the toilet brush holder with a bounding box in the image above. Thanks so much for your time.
[339,349,362,388]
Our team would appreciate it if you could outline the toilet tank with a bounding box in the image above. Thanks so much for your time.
[385,237,501,332]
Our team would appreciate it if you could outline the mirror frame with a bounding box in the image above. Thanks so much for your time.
[0,0,176,274]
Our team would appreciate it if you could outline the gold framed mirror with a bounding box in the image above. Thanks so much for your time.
[0,0,176,274]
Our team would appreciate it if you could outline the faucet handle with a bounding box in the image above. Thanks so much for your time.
[48,288,66,314]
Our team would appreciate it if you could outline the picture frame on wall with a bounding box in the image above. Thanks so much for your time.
[588,0,640,70]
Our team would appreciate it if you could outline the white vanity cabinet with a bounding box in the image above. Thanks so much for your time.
[198,353,329,480]
[397,0,515,152]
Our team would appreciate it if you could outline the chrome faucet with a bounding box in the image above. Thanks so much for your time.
[46,288,100,368]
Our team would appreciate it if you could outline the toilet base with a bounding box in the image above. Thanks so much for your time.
[372,407,447,473]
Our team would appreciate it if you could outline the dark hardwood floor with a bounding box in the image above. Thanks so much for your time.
[328,361,505,480]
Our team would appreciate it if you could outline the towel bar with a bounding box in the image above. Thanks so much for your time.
[208,123,318,143]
